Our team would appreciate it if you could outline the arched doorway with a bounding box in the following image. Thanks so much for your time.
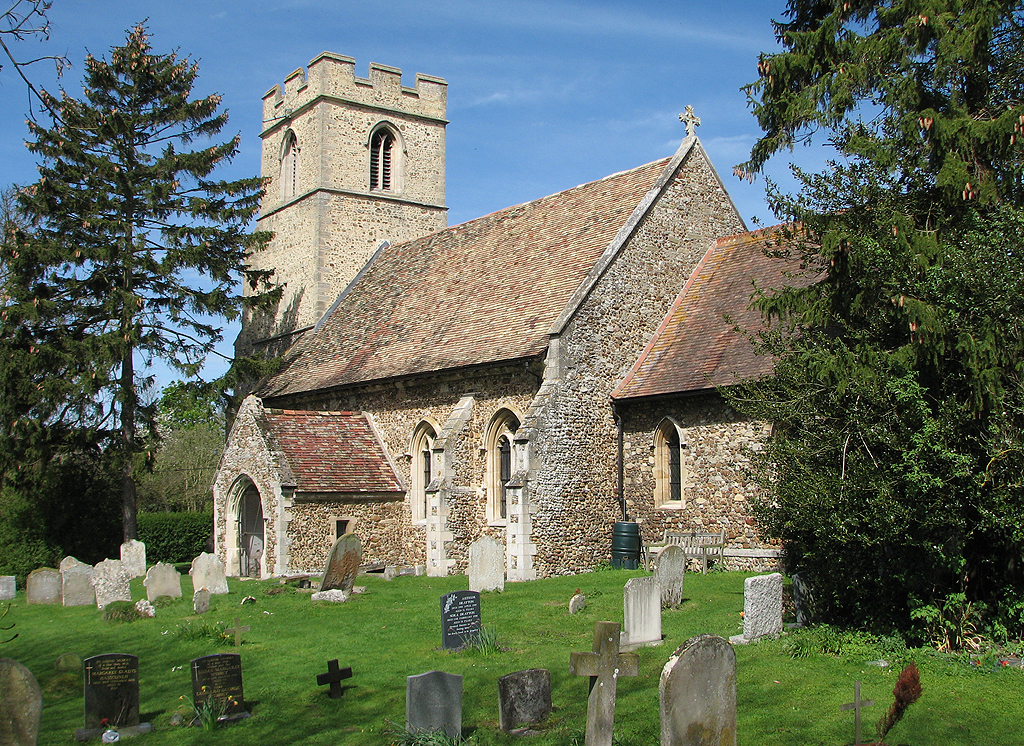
[238,484,264,578]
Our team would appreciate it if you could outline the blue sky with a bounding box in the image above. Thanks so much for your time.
[1,0,824,389]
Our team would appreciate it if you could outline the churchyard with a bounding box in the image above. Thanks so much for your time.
[2,557,1023,745]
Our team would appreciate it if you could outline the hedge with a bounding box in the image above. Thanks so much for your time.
[137,511,213,564]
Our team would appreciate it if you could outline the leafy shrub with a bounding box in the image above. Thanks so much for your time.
[102,601,140,624]
[456,627,505,657]
[137,511,212,563]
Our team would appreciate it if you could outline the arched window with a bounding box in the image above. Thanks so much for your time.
[369,126,396,192]
[280,130,298,200]
[654,419,686,508]
[485,410,520,525]
[410,422,437,523]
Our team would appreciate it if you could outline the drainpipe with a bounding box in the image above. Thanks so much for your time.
[611,400,627,521]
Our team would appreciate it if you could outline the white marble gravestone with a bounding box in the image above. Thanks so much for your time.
[26,568,61,605]
[660,634,737,746]
[731,572,784,643]
[468,535,504,593]
[190,553,228,595]
[654,545,686,608]
[620,576,662,649]
[59,557,95,607]
[92,559,131,609]
[0,576,15,601]
[120,540,147,578]
[144,563,183,601]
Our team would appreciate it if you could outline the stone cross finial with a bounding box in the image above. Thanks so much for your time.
[569,621,639,746]
[679,105,701,137]
[840,680,875,745]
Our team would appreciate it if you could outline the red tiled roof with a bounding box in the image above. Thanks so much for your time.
[259,158,672,398]
[612,225,819,400]
[262,409,403,494]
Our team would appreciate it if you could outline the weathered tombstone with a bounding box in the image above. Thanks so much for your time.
[659,634,736,746]
[310,589,349,603]
[120,540,147,578]
[498,668,552,733]
[60,557,95,607]
[82,654,140,729]
[316,659,352,699]
[317,533,361,593]
[731,572,783,643]
[791,572,813,627]
[191,653,247,719]
[92,559,131,610]
[654,545,686,609]
[620,576,662,649]
[143,563,183,601]
[406,670,462,739]
[190,553,228,595]
[569,592,587,614]
[440,590,482,649]
[193,588,211,615]
[26,568,61,605]
[0,658,42,746]
[569,621,639,746]
[0,575,16,601]
[55,653,83,674]
[468,535,505,593]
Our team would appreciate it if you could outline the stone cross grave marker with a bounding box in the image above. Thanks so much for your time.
[82,654,140,729]
[26,568,61,605]
[191,653,247,719]
[318,533,362,593]
[226,617,250,648]
[92,559,131,610]
[193,588,211,615]
[468,535,505,593]
[653,545,686,608]
[316,659,353,699]
[406,670,463,739]
[0,657,43,746]
[0,575,16,601]
[497,668,552,733]
[59,557,95,607]
[660,634,736,746]
[569,621,639,746]
[620,576,662,650]
[144,563,182,602]
[190,553,228,595]
[840,681,875,745]
[440,590,482,650]
[120,540,147,578]
[731,572,784,643]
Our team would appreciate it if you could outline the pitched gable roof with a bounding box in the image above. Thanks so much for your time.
[258,157,674,398]
[261,409,403,494]
[612,225,818,400]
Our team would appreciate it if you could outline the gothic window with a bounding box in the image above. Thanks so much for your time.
[370,127,395,191]
[280,130,298,200]
[410,422,437,523]
[485,410,520,525]
[654,419,686,508]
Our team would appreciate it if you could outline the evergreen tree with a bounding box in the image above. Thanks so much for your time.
[730,2,1024,637]
[2,25,275,541]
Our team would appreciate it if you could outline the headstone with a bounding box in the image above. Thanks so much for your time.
[60,557,95,607]
[193,588,211,615]
[620,576,662,649]
[569,621,639,746]
[83,654,140,729]
[840,681,875,745]
[226,617,249,648]
[143,563,182,601]
[569,593,586,614]
[190,553,228,595]
[468,535,505,593]
[791,572,813,627]
[311,589,348,603]
[92,560,131,610]
[654,545,686,608]
[406,670,462,739]
[0,576,15,601]
[0,658,42,746]
[191,654,246,717]
[732,572,783,643]
[119,540,146,578]
[26,568,61,605]
[498,669,552,732]
[317,533,361,593]
[659,634,736,746]
[440,590,482,649]
[316,659,352,699]
[55,653,83,673]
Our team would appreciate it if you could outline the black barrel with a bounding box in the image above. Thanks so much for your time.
[610,521,641,569]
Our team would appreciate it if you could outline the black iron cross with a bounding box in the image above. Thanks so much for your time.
[840,680,875,745]
[316,659,353,699]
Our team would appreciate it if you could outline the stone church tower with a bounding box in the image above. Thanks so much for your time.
[239,53,448,356]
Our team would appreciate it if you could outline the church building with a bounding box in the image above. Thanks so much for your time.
[212,53,807,580]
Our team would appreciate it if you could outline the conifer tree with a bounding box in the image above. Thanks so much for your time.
[3,25,275,540]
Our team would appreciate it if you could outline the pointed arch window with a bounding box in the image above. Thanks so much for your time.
[280,130,299,200]
[410,422,437,523]
[654,419,686,508]
[370,127,396,192]
[485,410,520,525]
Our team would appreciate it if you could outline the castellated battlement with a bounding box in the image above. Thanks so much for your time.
[262,52,447,130]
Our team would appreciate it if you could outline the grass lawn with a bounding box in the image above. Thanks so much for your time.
[4,568,1022,745]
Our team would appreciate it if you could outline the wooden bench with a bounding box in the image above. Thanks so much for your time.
[645,529,726,574]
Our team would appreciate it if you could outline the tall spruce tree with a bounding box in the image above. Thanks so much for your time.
[730,2,1024,637]
[3,25,274,540]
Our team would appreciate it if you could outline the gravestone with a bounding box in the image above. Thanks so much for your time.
[311,589,349,603]
[191,654,246,717]
[82,654,140,729]
[190,553,228,595]
[60,557,95,607]
[144,563,182,601]
[569,621,639,746]
[0,575,15,601]
[0,658,42,746]
[26,568,61,605]
[92,560,131,610]
[620,576,662,650]
[654,545,686,608]
[791,572,813,627]
[731,572,783,643]
[317,533,361,593]
[193,588,211,615]
[659,634,736,746]
[468,535,504,593]
[406,670,462,739]
[316,659,352,699]
[120,540,147,578]
[440,590,482,649]
[569,592,586,614]
[55,653,83,674]
[497,668,552,732]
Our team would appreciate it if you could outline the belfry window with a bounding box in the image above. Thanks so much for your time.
[370,128,395,191]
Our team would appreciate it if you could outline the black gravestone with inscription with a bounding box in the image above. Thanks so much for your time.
[440,591,482,650]
[83,654,140,729]
[191,654,246,716]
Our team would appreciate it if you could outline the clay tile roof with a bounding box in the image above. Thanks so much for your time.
[259,158,671,398]
[261,409,402,494]
[612,224,819,400]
